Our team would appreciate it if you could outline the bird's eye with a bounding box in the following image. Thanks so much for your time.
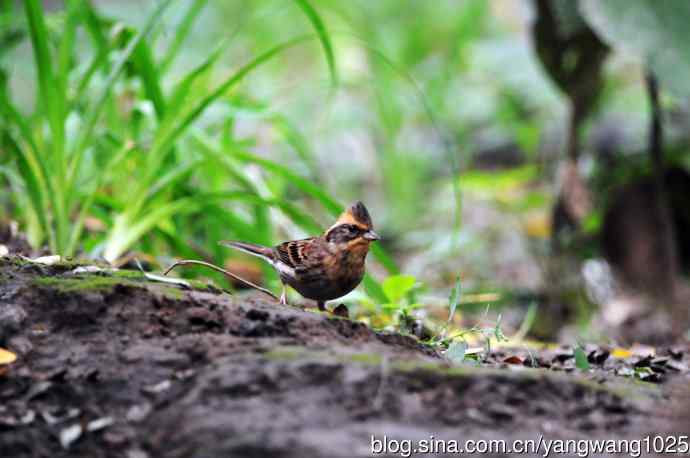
[327,224,362,243]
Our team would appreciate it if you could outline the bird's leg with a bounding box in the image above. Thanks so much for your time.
[279,284,288,306]
[317,301,326,311]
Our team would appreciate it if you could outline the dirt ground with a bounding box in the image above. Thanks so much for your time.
[0,255,689,457]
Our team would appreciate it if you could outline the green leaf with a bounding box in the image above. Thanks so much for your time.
[362,275,387,304]
[446,340,467,363]
[581,0,690,97]
[448,276,461,323]
[293,0,338,87]
[574,346,590,371]
[381,274,416,303]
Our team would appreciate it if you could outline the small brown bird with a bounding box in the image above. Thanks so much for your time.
[220,201,380,311]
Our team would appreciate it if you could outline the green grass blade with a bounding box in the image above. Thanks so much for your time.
[145,158,202,202]
[448,276,462,323]
[131,39,166,119]
[166,39,229,119]
[0,81,40,162]
[104,198,199,263]
[1,132,51,249]
[80,1,109,60]
[66,139,137,255]
[204,204,260,244]
[192,133,259,192]
[192,133,272,246]
[76,1,111,99]
[293,0,337,86]
[0,76,57,249]
[159,0,208,74]
[229,149,342,214]
[67,0,174,193]
[174,190,320,240]
[271,115,320,180]
[146,35,314,182]
[369,244,399,275]
[25,0,70,251]
[370,42,463,244]
[57,0,80,107]
[24,0,57,133]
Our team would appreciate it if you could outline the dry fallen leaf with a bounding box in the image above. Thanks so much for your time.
[60,424,82,449]
[0,348,17,365]
[87,416,114,432]
[143,379,172,394]
[611,348,632,359]
[523,210,551,239]
[465,347,484,355]
[70,266,107,274]
[503,355,523,365]
[28,255,62,265]
[84,216,106,232]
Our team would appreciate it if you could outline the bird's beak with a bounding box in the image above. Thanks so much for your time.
[363,230,381,241]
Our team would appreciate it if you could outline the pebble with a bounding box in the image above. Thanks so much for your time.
[0,305,27,340]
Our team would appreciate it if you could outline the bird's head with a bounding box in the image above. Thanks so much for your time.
[325,201,380,248]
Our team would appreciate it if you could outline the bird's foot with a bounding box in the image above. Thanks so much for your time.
[279,286,288,306]
[332,304,349,318]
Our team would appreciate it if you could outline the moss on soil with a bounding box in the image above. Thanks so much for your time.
[32,275,140,293]
[24,261,219,300]
[346,352,383,365]
[264,347,385,366]
[264,346,310,361]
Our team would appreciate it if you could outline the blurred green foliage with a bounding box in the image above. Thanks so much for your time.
[2,0,690,334]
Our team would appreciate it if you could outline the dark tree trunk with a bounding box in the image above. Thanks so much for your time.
[645,72,679,300]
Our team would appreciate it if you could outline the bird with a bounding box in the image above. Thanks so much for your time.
[220,201,380,312]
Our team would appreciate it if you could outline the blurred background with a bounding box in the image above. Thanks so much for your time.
[2,0,689,345]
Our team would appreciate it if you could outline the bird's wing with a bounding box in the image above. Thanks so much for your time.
[274,237,319,271]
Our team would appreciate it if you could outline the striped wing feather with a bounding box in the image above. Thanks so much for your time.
[274,238,318,269]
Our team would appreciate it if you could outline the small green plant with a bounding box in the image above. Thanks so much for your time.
[434,277,508,364]
[574,343,591,371]
[379,274,424,327]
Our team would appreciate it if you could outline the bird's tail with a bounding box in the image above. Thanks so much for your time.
[219,241,275,262]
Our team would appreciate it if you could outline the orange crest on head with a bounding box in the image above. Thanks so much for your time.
[334,201,373,230]
[335,201,373,229]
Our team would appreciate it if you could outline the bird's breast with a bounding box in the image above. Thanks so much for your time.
[286,244,368,301]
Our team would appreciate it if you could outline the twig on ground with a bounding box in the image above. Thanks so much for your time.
[163,259,278,301]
